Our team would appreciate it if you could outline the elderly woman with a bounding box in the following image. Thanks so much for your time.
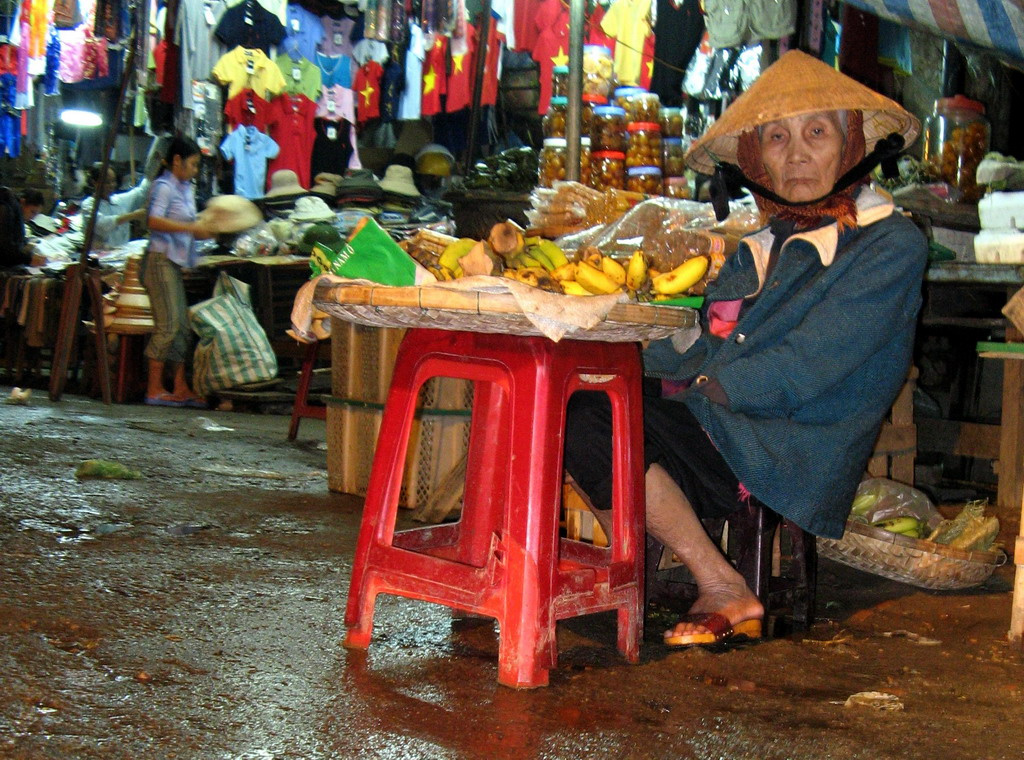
[563,51,927,647]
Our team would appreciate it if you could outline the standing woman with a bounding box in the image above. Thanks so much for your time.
[142,136,211,408]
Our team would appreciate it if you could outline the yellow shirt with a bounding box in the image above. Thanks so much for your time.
[600,0,652,86]
[212,46,287,100]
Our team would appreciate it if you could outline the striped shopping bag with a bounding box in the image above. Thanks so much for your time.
[189,272,278,396]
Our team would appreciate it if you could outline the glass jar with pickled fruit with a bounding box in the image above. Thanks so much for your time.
[539,138,567,188]
[543,96,568,139]
[662,137,685,177]
[583,45,614,99]
[590,150,625,191]
[626,165,662,195]
[659,107,684,138]
[614,86,645,111]
[664,175,690,199]
[552,65,569,98]
[922,95,990,202]
[624,91,660,124]
[580,137,592,187]
[591,105,626,152]
[625,122,662,169]
[581,93,606,137]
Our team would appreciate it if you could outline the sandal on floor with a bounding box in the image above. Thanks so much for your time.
[177,396,207,409]
[663,612,762,648]
[145,393,185,408]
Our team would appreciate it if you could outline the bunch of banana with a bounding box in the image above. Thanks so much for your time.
[872,516,924,539]
[506,237,570,272]
[437,237,479,278]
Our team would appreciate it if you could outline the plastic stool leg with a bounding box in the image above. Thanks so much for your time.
[288,340,321,441]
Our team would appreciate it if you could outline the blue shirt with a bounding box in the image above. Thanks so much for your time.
[316,52,353,88]
[281,3,323,61]
[220,126,280,199]
[148,171,198,268]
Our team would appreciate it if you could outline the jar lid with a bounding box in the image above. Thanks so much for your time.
[614,86,646,98]
[665,176,687,186]
[663,137,683,145]
[582,92,609,105]
[543,138,567,148]
[937,94,986,115]
[660,107,682,116]
[592,151,626,159]
[548,96,568,107]
[627,121,662,132]
[553,65,569,75]
[580,136,591,146]
[628,166,662,176]
[593,105,626,116]
[583,44,612,56]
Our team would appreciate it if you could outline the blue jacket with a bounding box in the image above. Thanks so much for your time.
[644,190,927,538]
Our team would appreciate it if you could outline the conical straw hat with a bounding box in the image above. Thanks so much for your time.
[685,50,920,175]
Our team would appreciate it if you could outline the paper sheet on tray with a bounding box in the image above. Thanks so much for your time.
[292,274,648,342]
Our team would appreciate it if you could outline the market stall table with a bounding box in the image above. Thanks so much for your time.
[315,281,696,687]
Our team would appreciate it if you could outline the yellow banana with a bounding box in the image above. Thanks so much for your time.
[518,253,546,269]
[561,281,594,296]
[600,255,627,286]
[651,256,709,296]
[551,262,577,282]
[583,251,604,269]
[625,249,648,291]
[576,261,623,294]
[536,239,569,269]
[437,238,477,277]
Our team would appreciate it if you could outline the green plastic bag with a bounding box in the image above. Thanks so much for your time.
[309,218,432,285]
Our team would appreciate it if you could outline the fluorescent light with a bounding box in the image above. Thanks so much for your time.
[60,109,103,127]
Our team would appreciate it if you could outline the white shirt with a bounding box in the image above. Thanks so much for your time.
[80,179,150,250]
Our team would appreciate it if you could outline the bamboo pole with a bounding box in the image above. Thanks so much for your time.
[464,0,493,171]
[564,0,585,181]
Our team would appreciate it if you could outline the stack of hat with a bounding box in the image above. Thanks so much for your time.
[260,170,308,219]
[336,169,384,206]
[289,196,337,224]
[103,255,154,333]
[379,165,421,205]
[310,173,343,205]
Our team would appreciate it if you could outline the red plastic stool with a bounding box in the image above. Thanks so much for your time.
[287,339,327,440]
[343,328,646,688]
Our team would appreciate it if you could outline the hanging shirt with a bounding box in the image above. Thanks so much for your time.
[319,15,355,57]
[512,0,538,53]
[398,20,425,120]
[281,4,323,61]
[315,51,353,88]
[223,87,272,131]
[481,28,503,107]
[639,30,655,90]
[600,0,652,86]
[219,125,281,199]
[650,0,703,106]
[310,118,355,178]
[531,0,569,114]
[445,25,474,113]
[420,35,447,117]
[587,5,617,50]
[379,52,404,122]
[353,60,383,122]
[316,84,356,122]
[274,53,322,100]
[214,0,286,55]
[266,93,317,189]
[212,45,287,99]
[175,0,226,101]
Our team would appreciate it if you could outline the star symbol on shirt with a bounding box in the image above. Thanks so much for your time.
[452,53,465,75]
[647,59,654,79]
[360,81,375,106]
[551,46,569,67]
[423,67,437,95]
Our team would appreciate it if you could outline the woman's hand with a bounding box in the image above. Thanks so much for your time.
[117,208,148,226]
[190,219,214,240]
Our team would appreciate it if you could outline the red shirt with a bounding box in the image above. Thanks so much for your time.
[265,93,317,189]
[531,0,569,114]
[512,0,539,53]
[223,88,272,132]
[353,60,383,122]
[639,31,655,90]
[587,5,617,50]
[445,27,476,113]
[481,28,503,107]
[420,35,447,116]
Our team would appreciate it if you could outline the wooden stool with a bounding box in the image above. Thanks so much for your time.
[343,328,646,688]
[287,339,327,440]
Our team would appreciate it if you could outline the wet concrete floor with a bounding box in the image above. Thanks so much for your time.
[1,392,1023,759]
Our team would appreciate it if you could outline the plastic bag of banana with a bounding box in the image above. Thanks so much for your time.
[425,221,712,301]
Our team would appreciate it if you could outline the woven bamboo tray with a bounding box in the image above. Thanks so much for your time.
[817,520,1004,590]
[313,282,697,343]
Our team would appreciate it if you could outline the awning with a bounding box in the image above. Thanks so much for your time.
[844,0,1024,67]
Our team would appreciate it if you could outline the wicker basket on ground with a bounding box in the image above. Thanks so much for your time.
[817,521,1004,590]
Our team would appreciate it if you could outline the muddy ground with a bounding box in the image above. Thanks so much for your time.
[1,392,1022,760]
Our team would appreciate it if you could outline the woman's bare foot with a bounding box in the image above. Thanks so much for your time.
[663,579,764,642]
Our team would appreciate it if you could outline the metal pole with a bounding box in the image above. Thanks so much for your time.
[565,0,585,181]
[465,0,493,171]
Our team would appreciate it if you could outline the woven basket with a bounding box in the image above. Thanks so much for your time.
[817,521,1004,590]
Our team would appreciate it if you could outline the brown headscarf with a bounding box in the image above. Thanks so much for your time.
[736,109,867,231]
